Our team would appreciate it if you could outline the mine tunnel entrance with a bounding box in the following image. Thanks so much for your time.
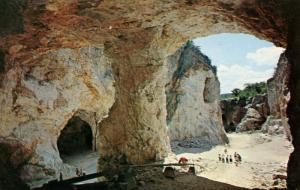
[58,116,93,159]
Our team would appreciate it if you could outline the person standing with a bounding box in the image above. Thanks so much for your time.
[76,168,80,177]
[224,148,228,154]
[59,172,63,181]
[237,154,242,163]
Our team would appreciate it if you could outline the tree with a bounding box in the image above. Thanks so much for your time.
[231,88,241,97]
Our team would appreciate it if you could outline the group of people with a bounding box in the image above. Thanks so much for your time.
[76,167,86,177]
[218,149,242,166]
[58,167,86,181]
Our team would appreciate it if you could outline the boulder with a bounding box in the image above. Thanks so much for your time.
[250,94,270,119]
[236,108,265,132]
[262,116,285,135]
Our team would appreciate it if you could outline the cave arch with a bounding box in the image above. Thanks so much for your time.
[57,116,93,160]
[2,0,300,189]
[96,0,288,167]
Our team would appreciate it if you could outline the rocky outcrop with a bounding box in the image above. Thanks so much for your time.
[166,42,228,144]
[250,94,270,119]
[262,116,285,135]
[267,52,291,140]
[221,94,269,132]
[0,46,115,186]
[236,108,265,132]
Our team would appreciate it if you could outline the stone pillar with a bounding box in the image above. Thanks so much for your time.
[97,28,173,167]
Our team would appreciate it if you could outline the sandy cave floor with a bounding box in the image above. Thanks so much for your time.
[60,150,99,184]
[61,132,292,189]
[165,132,293,189]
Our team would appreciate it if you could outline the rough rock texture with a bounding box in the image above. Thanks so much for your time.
[250,94,270,119]
[261,116,285,135]
[0,46,115,186]
[0,0,292,188]
[166,42,228,144]
[267,52,291,141]
[236,108,265,132]
[220,98,247,132]
[221,94,269,132]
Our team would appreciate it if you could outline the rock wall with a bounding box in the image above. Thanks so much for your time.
[166,42,228,144]
[221,94,269,132]
[0,46,115,186]
[220,98,247,132]
[267,52,291,140]
[287,1,300,188]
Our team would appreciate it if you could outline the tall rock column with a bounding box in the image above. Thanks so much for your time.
[165,42,228,144]
[97,27,178,166]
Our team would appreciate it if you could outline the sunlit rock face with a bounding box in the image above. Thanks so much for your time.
[0,46,115,186]
[267,52,291,140]
[236,108,264,132]
[166,42,228,144]
[0,0,290,187]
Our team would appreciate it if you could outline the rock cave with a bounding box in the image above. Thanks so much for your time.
[57,116,93,159]
[0,0,299,190]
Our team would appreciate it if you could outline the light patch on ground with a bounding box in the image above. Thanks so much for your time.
[166,133,293,189]
[61,150,99,184]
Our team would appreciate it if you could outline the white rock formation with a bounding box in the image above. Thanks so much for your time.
[166,42,228,144]
[0,46,115,186]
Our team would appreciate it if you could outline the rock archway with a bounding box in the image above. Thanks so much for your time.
[0,0,299,189]
[57,116,93,159]
[96,0,287,167]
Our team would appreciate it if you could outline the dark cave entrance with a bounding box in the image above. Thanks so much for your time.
[58,116,93,160]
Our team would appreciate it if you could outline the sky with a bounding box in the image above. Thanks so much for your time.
[193,33,285,94]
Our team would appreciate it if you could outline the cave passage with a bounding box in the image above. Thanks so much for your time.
[58,116,93,159]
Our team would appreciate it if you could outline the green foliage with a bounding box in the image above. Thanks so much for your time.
[231,88,241,97]
[211,65,217,75]
[221,82,267,100]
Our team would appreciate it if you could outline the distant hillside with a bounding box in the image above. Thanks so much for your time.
[221,82,267,100]
[220,93,233,100]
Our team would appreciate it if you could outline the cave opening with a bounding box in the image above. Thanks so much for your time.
[58,116,93,161]
[193,33,286,133]
[167,33,293,189]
